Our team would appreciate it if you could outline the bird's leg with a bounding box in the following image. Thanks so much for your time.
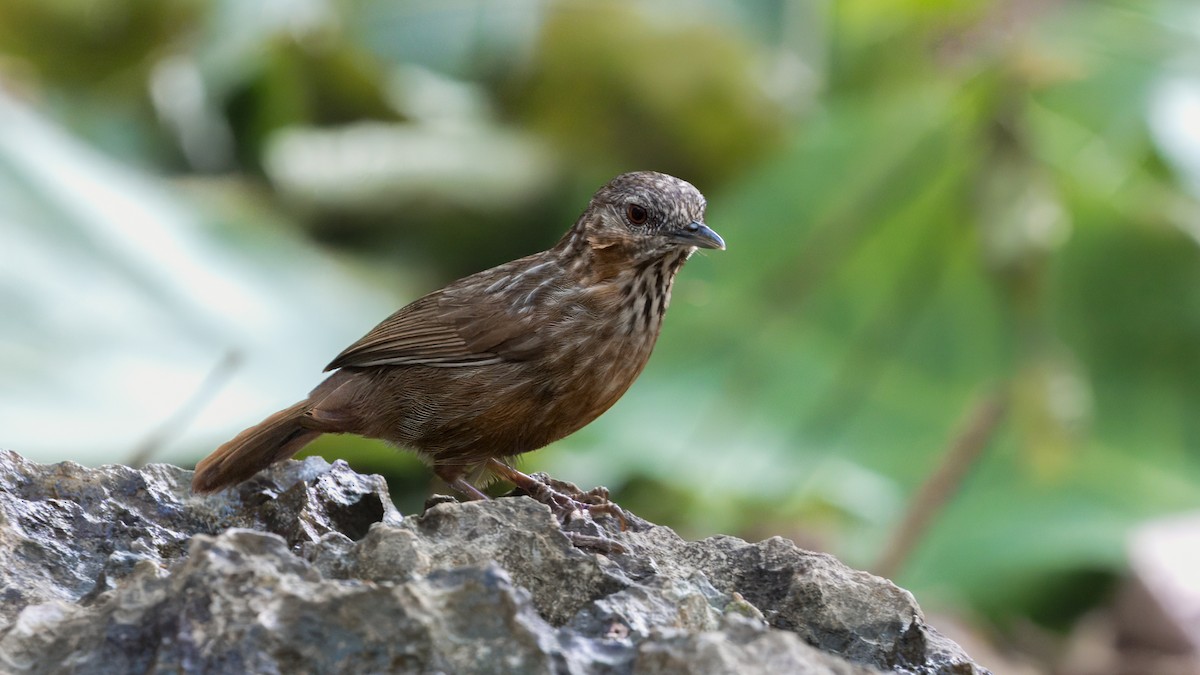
[434,464,492,501]
[486,458,627,531]
[448,477,491,501]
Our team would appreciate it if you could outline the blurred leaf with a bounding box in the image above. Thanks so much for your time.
[500,1,788,186]
[222,35,401,172]
[0,0,201,90]
[0,94,395,465]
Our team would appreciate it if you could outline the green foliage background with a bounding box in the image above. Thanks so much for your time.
[4,0,1200,642]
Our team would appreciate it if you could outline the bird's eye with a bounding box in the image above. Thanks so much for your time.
[626,204,649,225]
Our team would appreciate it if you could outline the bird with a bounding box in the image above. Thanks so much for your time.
[191,171,724,514]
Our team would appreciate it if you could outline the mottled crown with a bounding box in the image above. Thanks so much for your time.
[589,171,707,233]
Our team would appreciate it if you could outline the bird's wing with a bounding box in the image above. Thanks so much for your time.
[324,261,555,371]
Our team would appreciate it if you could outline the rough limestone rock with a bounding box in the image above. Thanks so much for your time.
[0,450,988,674]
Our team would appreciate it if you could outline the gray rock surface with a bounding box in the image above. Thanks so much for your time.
[0,449,988,674]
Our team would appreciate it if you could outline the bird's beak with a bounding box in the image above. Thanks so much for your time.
[673,222,725,250]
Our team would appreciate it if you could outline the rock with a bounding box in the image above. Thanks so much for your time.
[0,449,988,674]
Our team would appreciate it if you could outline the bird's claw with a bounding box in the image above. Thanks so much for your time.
[521,472,628,531]
[481,461,629,551]
[564,531,627,555]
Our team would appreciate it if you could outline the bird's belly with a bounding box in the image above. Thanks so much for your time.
[385,335,656,465]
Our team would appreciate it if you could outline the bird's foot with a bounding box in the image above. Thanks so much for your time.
[518,473,628,529]
[563,530,627,555]
[485,460,628,552]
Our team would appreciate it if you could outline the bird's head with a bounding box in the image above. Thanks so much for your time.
[576,171,725,259]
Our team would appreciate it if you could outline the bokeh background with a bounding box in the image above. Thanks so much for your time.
[4,0,1200,671]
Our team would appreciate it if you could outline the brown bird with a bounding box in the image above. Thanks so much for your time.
[192,171,723,511]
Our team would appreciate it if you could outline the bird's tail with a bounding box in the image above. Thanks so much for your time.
[191,401,321,493]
